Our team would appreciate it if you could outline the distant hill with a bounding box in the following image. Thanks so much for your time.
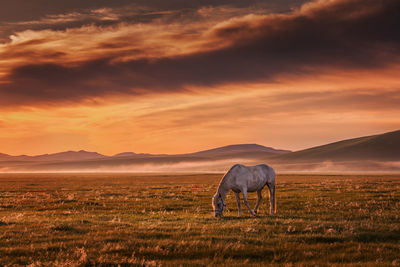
[112,152,158,158]
[33,150,106,161]
[185,144,290,158]
[1,131,399,172]
[0,153,11,160]
[274,130,400,162]
[0,152,30,161]
[113,152,138,157]
[0,144,289,171]
[0,150,106,162]
[111,144,289,160]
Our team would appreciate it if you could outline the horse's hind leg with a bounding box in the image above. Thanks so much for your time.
[235,192,242,217]
[242,190,256,217]
[253,190,262,214]
[267,183,276,215]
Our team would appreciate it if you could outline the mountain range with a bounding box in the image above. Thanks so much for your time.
[0,144,289,162]
[0,130,399,172]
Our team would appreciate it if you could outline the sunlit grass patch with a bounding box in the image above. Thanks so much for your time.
[0,173,399,265]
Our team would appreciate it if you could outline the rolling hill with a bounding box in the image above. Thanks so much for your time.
[0,144,289,172]
[273,130,400,162]
[0,130,399,172]
[0,150,106,162]
[0,153,11,160]
[184,144,290,158]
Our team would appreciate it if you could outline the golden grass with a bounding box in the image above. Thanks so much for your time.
[0,173,399,266]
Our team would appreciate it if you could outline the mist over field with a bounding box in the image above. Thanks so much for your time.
[2,159,400,174]
[1,130,399,173]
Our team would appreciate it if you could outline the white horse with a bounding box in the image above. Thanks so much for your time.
[212,164,276,217]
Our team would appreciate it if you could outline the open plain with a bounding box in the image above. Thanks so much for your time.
[0,173,399,266]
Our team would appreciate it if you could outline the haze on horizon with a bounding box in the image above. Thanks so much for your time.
[0,0,399,156]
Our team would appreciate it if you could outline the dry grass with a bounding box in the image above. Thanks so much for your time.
[0,173,399,266]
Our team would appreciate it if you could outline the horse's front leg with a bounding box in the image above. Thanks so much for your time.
[253,190,262,214]
[242,189,256,217]
[234,192,242,217]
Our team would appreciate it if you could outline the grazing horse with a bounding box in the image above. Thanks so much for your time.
[212,164,276,217]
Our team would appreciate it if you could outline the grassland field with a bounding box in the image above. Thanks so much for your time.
[0,173,399,266]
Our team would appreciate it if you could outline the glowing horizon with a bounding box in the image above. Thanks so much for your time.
[1,0,399,156]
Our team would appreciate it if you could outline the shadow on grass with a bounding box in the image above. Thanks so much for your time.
[0,220,15,226]
[82,201,102,206]
[355,231,400,243]
[53,199,77,204]
[216,216,257,221]
[0,205,16,209]
[51,225,88,234]
[304,235,345,244]
[216,214,278,221]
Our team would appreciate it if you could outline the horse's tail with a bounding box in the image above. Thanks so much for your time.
[269,166,276,215]
[272,182,276,215]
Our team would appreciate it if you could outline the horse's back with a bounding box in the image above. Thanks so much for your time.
[229,164,274,192]
[256,164,275,182]
[248,164,275,179]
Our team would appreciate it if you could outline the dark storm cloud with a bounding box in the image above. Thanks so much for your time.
[0,0,308,41]
[0,0,306,22]
[0,0,399,106]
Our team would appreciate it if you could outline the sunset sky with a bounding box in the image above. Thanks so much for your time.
[0,0,399,156]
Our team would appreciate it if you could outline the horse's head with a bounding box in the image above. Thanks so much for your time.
[212,193,226,217]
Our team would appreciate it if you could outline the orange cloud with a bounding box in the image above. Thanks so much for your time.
[1,66,399,155]
[0,0,399,108]
[0,0,399,155]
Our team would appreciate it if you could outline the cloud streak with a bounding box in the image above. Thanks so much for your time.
[0,0,399,107]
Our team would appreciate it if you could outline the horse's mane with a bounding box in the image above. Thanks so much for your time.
[218,164,241,190]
